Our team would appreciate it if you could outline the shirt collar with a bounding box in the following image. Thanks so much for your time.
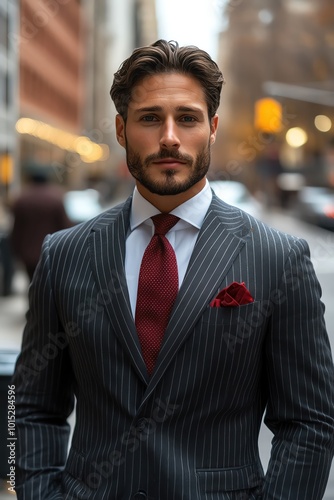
[130,179,212,231]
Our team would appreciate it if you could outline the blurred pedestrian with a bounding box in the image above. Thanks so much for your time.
[256,141,284,208]
[10,170,72,281]
[325,137,334,187]
[13,40,334,499]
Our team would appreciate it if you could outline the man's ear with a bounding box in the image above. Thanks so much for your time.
[210,114,219,144]
[116,114,126,148]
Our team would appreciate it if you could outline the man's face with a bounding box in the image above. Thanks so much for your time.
[116,73,218,199]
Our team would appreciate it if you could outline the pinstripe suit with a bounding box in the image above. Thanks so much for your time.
[13,193,334,499]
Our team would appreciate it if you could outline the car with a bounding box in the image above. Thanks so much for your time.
[209,180,263,219]
[64,189,105,224]
[295,186,334,231]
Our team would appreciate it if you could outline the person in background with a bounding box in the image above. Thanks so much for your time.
[10,170,72,281]
[13,40,334,499]
[255,140,284,208]
[325,137,334,187]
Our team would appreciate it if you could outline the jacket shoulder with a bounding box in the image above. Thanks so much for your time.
[47,197,131,248]
[211,194,308,253]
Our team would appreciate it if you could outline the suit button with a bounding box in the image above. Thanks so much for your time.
[133,491,147,499]
[136,417,148,433]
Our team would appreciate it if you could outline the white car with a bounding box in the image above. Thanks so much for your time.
[209,180,263,219]
[64,189,104,224]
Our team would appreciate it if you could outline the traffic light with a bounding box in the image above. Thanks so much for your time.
[0,154,13,185]
[254,98,282,133]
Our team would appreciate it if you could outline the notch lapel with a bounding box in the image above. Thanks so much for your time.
[89,197,149,384]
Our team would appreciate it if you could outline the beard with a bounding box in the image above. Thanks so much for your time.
[125,141,211,196]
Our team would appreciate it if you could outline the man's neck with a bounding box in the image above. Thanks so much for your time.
[136,179,207,213]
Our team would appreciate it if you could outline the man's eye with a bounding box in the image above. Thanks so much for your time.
[141,115,157,122]
[181,116,196,123]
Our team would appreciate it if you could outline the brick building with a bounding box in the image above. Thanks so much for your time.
[18,0,87,184]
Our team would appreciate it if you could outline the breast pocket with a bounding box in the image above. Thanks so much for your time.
[200,301,270,356]
[201,301,268,326]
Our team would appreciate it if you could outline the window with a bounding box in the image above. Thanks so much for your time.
[0,70,5,105]
[0,10,8,48]
[5,72,11,106]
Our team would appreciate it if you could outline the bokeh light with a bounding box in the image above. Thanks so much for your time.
[285,127,308,148]
[15,118,109,163]
[314,115,332,133]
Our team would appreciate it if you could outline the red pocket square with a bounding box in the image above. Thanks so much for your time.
[210,282,254,307]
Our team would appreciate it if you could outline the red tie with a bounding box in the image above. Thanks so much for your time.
[135,214,180,375]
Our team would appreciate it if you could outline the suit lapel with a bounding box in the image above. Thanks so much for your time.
[89,194,250,396]
[140,196,249,404]
[89,197,149,384]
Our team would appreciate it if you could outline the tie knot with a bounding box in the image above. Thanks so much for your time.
[151,214,179,236]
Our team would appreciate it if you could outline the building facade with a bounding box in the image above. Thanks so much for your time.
[215,0,334,185]
[2,0,159,201]
[82,0,158,201]
[0,0,19,197]
[17,0,89,187]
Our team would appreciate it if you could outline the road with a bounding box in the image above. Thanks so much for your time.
[0,208,333,499]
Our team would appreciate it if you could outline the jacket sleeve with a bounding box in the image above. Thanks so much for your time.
[263,237,334,499]
[12,235,75,499]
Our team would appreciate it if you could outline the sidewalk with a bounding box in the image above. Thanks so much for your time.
[0,268,28,352]
[0,269,27,499]
[0,480,15,499]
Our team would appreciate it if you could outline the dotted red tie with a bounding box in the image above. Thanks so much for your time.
[135,214,180,375]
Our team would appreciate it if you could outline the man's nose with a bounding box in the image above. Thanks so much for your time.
[159,120,180,150]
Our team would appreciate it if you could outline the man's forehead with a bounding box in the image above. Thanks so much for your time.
[129,72,207,108]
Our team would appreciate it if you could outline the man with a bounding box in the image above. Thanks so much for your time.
[13,40,334,499]
[10,169,72,281]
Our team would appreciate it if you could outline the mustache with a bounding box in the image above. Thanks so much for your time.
[145,149,193,164]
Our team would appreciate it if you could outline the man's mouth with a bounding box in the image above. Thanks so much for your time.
[153,158,187,166]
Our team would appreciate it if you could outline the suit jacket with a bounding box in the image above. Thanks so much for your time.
[13,194,334,499]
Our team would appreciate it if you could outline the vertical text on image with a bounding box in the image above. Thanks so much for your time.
[7,385,16,493]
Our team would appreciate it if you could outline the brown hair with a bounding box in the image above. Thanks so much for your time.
[110,39,225,120]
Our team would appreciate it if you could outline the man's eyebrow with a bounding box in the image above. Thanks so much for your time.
[133,105,205,114]
[176,106,204,114]
[134,106,163,113]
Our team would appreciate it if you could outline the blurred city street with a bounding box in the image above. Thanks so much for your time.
[1,0,334,497]
[0,207,334,499]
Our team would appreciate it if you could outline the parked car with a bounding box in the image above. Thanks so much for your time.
[64,189,105,224]
[295,186,334,231]
[209,180,263,219]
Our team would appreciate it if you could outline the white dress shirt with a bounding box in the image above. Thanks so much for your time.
[125,180,212,317]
